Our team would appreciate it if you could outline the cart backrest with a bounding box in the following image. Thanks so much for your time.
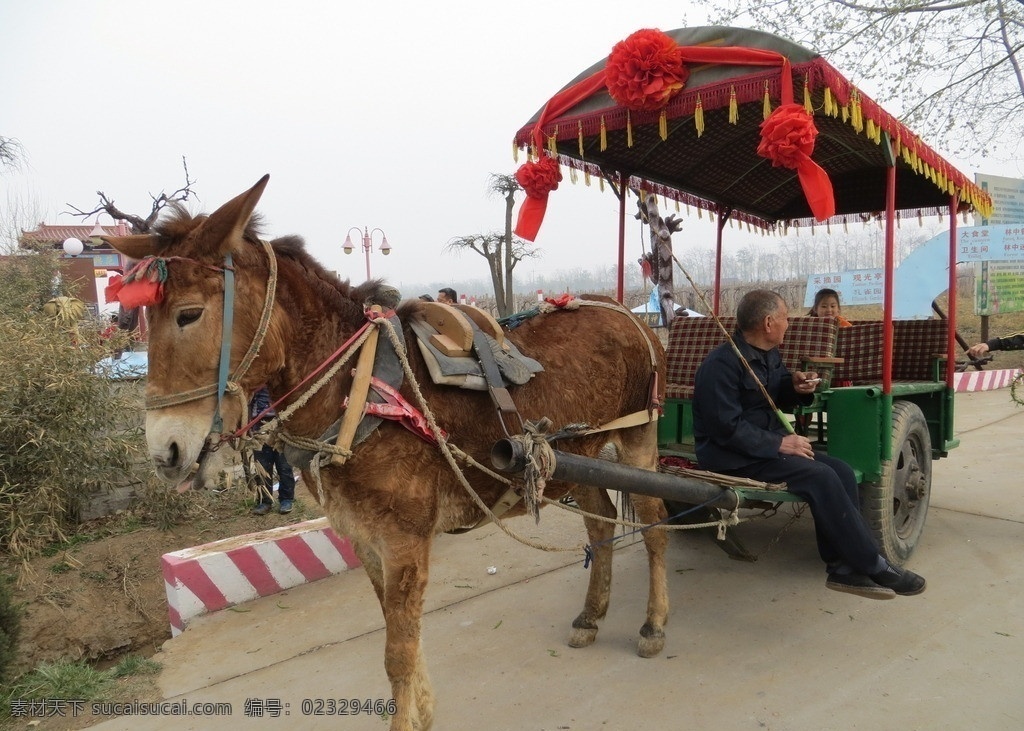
[666,316,838,398]
[836,319,949,384]
[892,319,949,381]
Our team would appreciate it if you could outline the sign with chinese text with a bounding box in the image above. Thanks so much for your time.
[976,174,1024,226]
[803,269,884,307]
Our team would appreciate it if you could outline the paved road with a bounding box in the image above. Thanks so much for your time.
[97,388,1024,730]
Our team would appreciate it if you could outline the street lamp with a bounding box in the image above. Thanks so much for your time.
[342,226,391,280]
[62,237,84,257]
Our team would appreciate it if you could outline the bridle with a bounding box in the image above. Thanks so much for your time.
[145,239,279,447]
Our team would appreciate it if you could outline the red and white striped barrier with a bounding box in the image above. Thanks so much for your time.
[953,368,1022,393]
[161,518,361,636]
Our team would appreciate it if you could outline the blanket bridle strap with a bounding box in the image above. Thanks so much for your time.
[330,305,383,466]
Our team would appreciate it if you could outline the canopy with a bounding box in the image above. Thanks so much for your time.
[513,26,993,231]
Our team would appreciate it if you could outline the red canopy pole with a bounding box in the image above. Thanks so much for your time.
[882,163,896,395]
[617,172,626,303]
[946,193,959,389]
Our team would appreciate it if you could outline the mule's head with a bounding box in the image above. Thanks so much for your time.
[105,175,280,488]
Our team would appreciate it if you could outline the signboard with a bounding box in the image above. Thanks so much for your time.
[976,174,1024,226]
[804,225,1024,316]
[803,268,884,307]
[976,260,1024,315]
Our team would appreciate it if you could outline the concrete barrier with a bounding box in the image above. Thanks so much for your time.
[161,517,361,636]
[953,367,1022,392]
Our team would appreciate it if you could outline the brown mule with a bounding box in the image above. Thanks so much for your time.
[106,176,670,731]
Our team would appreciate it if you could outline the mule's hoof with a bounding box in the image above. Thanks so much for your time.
[568,626,598,648]
[637,622,665,658]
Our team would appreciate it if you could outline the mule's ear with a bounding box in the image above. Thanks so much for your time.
[103,234,160,260]
[202,174,270,256]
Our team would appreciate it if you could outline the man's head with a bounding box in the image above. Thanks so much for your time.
[737,289,788,348]
[437,288,457,304]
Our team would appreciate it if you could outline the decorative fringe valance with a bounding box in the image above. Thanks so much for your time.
[513,55,994,221]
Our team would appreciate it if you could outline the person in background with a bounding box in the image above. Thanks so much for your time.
[249,386,296,515]
[437,288,457,304]
[966,331,1024,359]
[693,289,926,600]
[808,288,852,327]
[419,294,434,302]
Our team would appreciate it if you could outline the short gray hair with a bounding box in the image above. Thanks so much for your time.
[736,289,784,331]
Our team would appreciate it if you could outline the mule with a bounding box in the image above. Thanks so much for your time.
[106,176,670,731]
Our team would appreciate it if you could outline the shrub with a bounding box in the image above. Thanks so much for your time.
[0,572,20,684]
[0,251,148,559]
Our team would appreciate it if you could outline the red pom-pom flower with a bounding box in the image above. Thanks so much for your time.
[513,155,563,242]
[757,103,818,169]
[757,103,835,221]
[515,154,562,199]
[606,29,688,112]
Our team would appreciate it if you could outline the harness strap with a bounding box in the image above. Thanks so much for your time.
[212,252,235,433]
[471,327,523,435]
[446,486,524,534]
[331,306,382,466]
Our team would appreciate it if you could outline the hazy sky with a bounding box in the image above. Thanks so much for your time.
[2,1,1018,299]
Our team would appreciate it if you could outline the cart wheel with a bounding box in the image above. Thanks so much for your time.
[862,400,931,566]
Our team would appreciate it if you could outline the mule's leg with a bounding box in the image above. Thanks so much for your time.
[351,540,386,608]
[620,425,670,658]
[567,485,617,649]
[381,545,434,731]
[628,493,669,658]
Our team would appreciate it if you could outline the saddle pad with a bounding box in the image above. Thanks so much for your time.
[409,315,543,391]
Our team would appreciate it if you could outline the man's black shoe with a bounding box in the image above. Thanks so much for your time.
[869,564,927,596]
[825,572,897,600]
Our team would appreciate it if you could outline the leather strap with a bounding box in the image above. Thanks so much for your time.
[471,327,522,434]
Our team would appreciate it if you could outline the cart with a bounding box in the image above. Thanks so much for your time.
[508,26,993,564]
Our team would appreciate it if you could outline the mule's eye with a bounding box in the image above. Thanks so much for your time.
[176,308,203,328]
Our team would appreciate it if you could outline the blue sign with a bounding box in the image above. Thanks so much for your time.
[803,268,884,307]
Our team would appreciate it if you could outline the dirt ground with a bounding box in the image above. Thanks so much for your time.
[5,480,325,678]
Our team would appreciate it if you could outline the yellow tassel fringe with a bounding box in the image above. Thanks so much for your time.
[695,95,705,138]
[729,86,738,124]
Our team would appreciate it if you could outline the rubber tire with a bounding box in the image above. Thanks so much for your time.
[861,400,931,566]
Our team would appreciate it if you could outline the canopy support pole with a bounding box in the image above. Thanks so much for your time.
[946,194,960,389]
[617,171,627,303]
[882,156,896,396]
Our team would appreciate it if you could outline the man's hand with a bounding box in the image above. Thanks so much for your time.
[967,342,990,359]
[793,370,820,395]
[780,433,815,459]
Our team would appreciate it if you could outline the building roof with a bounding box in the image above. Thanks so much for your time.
[19,222,132,251]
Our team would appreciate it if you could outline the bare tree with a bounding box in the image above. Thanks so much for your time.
[0,136,25,171]
[707,0,1024,159]
[66,156,197,233]
[444,174,540,316]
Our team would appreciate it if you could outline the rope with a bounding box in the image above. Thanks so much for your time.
[261,304,743,552]
[670,251,794,434]
[507,418,557,521]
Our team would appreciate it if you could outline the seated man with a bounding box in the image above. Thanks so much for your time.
[693,289,926,600]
